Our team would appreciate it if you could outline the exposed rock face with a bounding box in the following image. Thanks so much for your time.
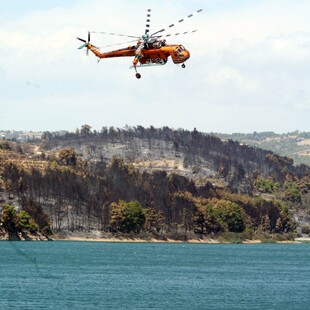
[0,228,51,241]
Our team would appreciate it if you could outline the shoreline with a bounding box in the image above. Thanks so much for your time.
[2,230,310,243]
[53,236,222,243]
[1,236,309,243]
[53,236,310,244]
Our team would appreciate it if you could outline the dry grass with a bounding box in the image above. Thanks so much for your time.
[297,138,310,146]
[0,149,49,172]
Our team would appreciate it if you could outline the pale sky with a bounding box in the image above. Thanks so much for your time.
[0,0,309,133]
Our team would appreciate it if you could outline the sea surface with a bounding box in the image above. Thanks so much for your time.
[0,241,309,309]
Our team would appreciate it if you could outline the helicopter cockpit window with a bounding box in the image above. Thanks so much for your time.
[175,46,185,54]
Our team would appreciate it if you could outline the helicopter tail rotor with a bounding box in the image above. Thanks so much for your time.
[77,32,98,55]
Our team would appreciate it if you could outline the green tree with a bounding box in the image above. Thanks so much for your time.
[284,181,302,204]
[1,204,39,234]
[214,199,246,233]
[1,204,18,232]
[120,201,146,233]
[254,177,280,193]
[110,200,146,233]
[17,210,39,232]
[203,204,225,234]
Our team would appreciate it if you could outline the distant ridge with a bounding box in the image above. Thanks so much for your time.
[39,125,309,193]
[213,130,310,166]
[2,128,310,166]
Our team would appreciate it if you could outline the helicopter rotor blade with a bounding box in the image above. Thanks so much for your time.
[86,32,91,56]
[90,31,140,39]
[77,37,87,43]
[155,29,198,39]
[151,8,202,36]
[145,9,151,35]
[98,39,138,49]
[78,43,88,49]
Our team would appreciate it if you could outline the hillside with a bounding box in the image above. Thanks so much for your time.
[40,126,309,193]
[214,131,310,166]
[2,128,310,166]
[1,126,310,241]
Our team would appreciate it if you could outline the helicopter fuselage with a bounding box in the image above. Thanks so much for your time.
[140,44,190,65]
[87,42,190,66]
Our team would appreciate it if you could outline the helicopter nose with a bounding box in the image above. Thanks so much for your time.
[183,50,190,61]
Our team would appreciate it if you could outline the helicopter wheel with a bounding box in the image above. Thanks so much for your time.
[181,64,186,68]
[136,73,141,79]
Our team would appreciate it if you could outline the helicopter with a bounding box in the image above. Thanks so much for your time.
[77,9,202,79]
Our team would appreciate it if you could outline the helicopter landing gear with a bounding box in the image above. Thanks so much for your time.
[181,64,186,68]
[133,63,141,79]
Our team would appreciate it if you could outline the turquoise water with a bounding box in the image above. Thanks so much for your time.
[0,242,309,309]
